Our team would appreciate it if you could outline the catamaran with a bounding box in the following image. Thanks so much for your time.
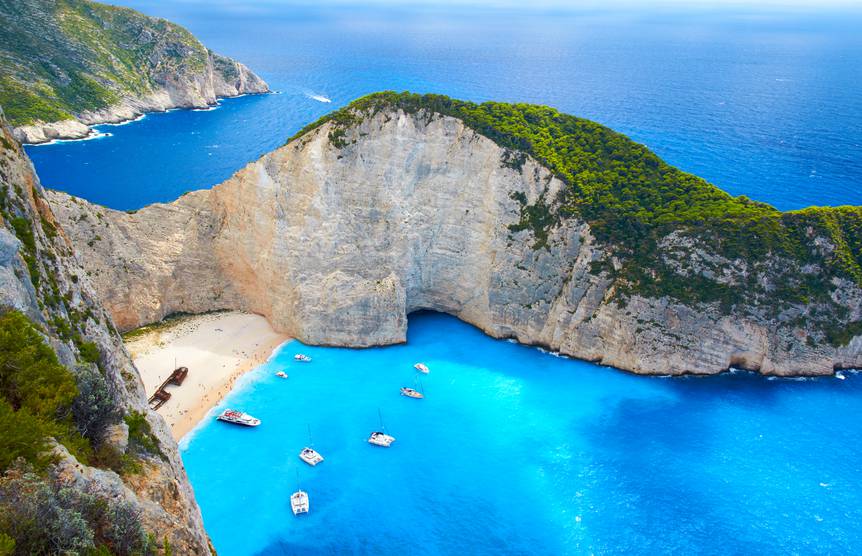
[291,490,309,515]
[368,409,396,447]
[290,470,309,515]
[414,362,430,374]
[299,425,324,466]
[295,354,312,362]
[216,409,261,427]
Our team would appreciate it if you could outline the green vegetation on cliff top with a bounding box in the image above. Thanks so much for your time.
[0,0,208,126]
[292,92,862,339]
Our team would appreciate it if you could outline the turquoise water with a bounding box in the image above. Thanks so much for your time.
[181,313,862,555]
[25,2,862,211]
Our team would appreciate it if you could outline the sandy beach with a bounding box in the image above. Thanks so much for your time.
[125,311,290,440]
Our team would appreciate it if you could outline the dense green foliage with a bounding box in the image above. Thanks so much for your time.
[0,0,208,125]
[0,311,84,470]
[292,92,862,342]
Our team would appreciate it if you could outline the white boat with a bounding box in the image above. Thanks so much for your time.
[368,431,396,447]
[414,362,430,374]
[295,354,312,362]
[299,447,324,466]
[368,409,395,447]
[401,375,425,399]
[290,490,309,515]
[400,387,424,399]
[836,371,847,380]
[217,409,260,427]
[299,425,324,465]
[275,371,288,379]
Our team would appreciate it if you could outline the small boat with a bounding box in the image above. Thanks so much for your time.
[368,409,396,447]
[216,409,261,427]
[291,490,309,515]
[290,468,309,515]
[401,375,425,399]
[275,371,288,379]
[299,425,324,466]
[400,387,424,399]
[299,447,324,466]
[414,363,430,374]
[836,371,847,380]
[295,354,312,362]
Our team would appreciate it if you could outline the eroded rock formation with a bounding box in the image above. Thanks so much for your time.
[48,106,862,376]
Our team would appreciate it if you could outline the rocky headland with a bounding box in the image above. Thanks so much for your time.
[47,92,862,377]
[0,106,210,553]
[0,0,269,144]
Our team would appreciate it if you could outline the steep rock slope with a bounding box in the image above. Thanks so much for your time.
[0,0,269,144]
[48,94,862,376]
[0,109,209,553]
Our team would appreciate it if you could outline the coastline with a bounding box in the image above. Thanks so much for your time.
[15,91,269,146]
[125,311,289,440]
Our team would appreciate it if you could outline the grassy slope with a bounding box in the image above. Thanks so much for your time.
[290,92,862,343]
[0,0,208,126]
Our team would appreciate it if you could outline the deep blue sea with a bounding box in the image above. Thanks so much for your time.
[182,312,862,555]
[21,2,862,553]
[24,2,862,211]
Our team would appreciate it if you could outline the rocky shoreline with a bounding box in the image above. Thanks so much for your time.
[16,90,270,145]
[14,57,270,145]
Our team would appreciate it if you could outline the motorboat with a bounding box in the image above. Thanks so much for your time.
[216,409,261,427]
[400,387,424,399]
[299,447,324,466]
[295,354,312,362]
[275,371,288,378]
[291,490,309,515]
[414,363,430,374]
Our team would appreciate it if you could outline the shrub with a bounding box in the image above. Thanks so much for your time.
[71,365,116,442]
[0,310,83,471]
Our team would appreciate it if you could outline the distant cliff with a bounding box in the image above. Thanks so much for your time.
[0,0,269,144]
[0,108,209,553]
[47,92,862,376]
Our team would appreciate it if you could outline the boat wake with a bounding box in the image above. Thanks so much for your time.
[305,92,332,103]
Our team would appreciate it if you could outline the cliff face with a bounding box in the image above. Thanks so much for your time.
[0,110,209,552]
[0,0,269,144]
[47,107,862,376]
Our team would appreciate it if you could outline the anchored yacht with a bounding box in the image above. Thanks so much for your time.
[400,387,424,399]
[217,409,261,427]
[368,409,396,447]
[275,371,288,379]
[414,363,430,374]
[299,447,324,466]
[291,490,309,515]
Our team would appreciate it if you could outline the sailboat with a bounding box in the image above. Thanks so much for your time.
[400,375,425,399]
[290,469,309,515]
[368,409,396,447]
[299,424,324,466]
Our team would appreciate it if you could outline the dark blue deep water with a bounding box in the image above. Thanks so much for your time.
[24,2,862,211]
[182,312,862,555]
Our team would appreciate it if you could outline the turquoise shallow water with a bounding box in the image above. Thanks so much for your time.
[181,312,862,555]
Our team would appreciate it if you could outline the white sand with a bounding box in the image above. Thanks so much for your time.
[125,311,289,440]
